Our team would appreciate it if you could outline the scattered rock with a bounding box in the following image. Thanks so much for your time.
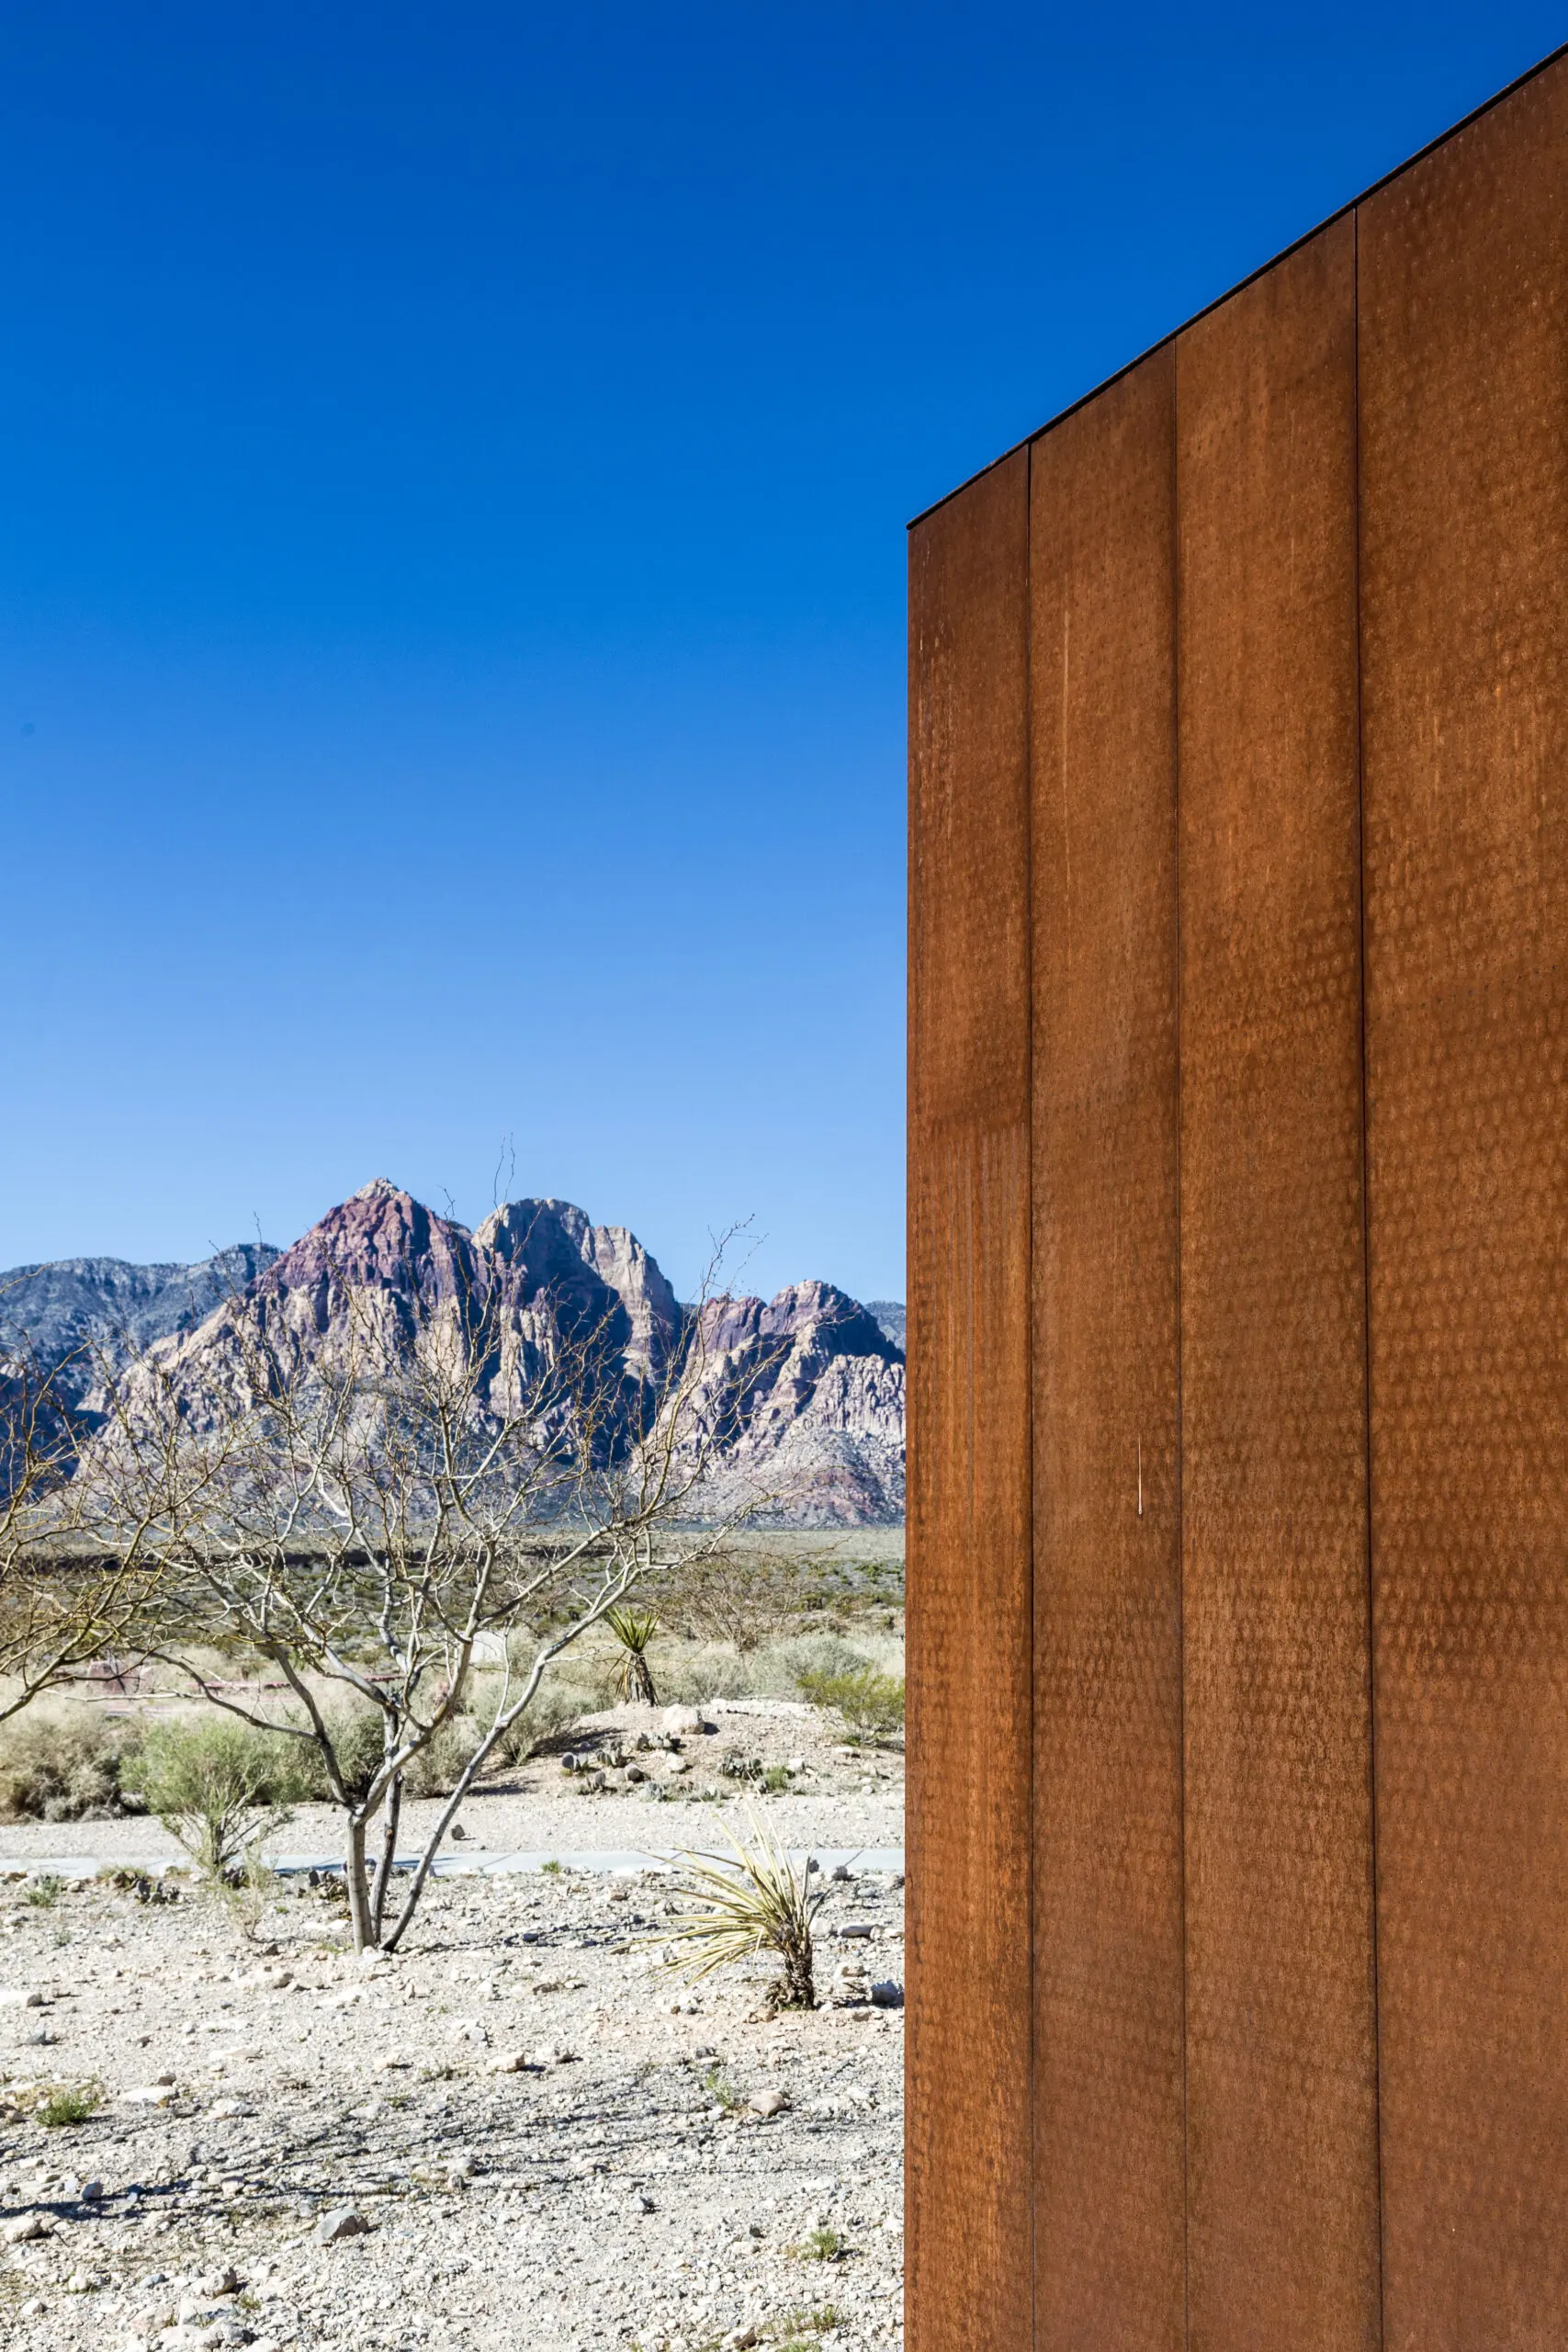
[313,2205,371,2244]
[750,2087,790,2118]
[871,1979,905,2007]
[660,1706,709,1736]
[3,2212,50,2244]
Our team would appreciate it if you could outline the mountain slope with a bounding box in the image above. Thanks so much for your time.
[0,1244,279,1407]
[12,1185,904,1522]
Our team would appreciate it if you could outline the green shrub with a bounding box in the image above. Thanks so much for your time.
[40,2082,101,2128]
[795,1665,905,1736]
[24,1872,65,1907]
[0,1707,130,1821]
[119,1714,308,1881]
[763,1634,873,1694]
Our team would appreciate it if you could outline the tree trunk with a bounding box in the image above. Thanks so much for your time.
[344,1815,376,1952]
[370,1775,402,1940]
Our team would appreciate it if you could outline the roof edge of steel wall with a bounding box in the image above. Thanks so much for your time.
[907,35,1568,533]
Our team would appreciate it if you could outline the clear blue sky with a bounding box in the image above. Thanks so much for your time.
[3,4,1560,1301]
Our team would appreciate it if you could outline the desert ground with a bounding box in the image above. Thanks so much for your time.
[0,1695,907,2352]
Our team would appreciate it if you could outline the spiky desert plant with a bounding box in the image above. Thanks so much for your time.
[660,1807,822,2010]
[605,1604,660,1705]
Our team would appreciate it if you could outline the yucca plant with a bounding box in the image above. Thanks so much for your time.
[605,1605,660,1705]
[660,1808,823,2010]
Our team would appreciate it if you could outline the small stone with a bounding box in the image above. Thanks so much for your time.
[3,2212,49,2244]
[450,1823,468,1840]
[313,2204,371,2243]
[241,1964,292,1992]
[193,2266,241,2297]
[661,1705,708,1736]
[870,1980,905,2008]
[750,2087,790,2118]
[486,2051,528,2074]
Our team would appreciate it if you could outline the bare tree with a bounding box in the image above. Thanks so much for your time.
[0,1342,175,1724]
[95,1237,770,1951]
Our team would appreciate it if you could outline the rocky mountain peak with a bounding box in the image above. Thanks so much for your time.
[2,1186,906,1522]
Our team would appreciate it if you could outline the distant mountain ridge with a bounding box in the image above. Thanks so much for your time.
[0,1243,281,1406]
[0,1190,905,1525]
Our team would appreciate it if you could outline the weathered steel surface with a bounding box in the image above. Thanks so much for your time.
[908,49,1568,2352]
[1028,350,1186,2352]
[906,448,1033,2352]
[1358,54,1568,2350]
[1175,214,1382,2352]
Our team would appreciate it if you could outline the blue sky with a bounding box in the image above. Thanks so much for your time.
[3,4,1561,1301]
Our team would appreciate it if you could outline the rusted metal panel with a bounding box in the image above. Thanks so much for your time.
[1358,56,1568,2350]
[1028,351,1186,2352]
[907,449,1033,2352]
[1176,216,1382,2352]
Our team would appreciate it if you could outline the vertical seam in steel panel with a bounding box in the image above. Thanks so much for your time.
[1351,198,1389,2352]
[1023,437,1038,2352]
[1170,338,1191,2352]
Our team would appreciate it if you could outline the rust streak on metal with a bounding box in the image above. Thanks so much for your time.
[1176,214,1382,2352]
[906,448,1033,2352]
[1029,349,1186,2352]
[1359,53,1568,2349]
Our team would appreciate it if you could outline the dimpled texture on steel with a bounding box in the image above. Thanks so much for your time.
[1359,56,1568,2351]
[1176,217,1382,2352]
[907,447,1033,2352]
[1029,349,1186,2352]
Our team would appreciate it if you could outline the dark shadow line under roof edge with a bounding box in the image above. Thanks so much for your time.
[908,35,1568,533]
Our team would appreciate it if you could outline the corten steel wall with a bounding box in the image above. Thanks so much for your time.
[907,49,1568,2352]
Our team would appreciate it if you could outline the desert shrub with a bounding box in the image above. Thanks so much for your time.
[795,1664,905,1736]
[0,1705,132,1822]
[504,1673,601,1759]
[761,1634,874,1693]
[119,1713,308,1880]
[656,1640,750,1706]
[604,1606,660,1704]
[659,1549,800,1652]
[403,1713,480,1797]
[319,1706,388,1803]
[661,1809,822,2011]
[42,2082,100,2127]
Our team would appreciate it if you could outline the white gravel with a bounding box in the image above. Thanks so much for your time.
[0,1712,906,2352]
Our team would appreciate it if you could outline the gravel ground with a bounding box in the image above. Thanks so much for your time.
[0,1706,906,2352]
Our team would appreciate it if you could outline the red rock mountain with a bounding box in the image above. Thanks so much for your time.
[93,1181,904,1524]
